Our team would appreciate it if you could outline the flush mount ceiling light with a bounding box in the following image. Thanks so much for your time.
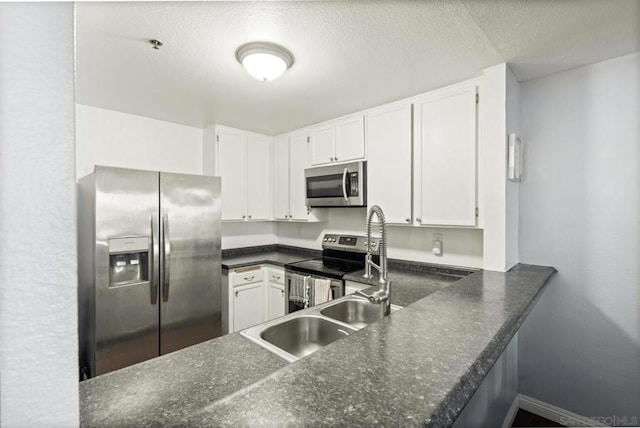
[236,42,294,82]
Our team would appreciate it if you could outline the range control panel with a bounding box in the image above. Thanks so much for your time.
[321,234,380,254]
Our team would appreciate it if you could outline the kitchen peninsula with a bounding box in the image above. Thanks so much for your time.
[80,248,555,427]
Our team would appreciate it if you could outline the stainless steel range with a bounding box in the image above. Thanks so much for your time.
[284,234,379,314]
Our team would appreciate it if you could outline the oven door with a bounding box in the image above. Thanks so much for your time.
[284,270,344,314]
[305,161,366,207]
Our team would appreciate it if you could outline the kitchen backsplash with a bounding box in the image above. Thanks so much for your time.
[222,208,483,269]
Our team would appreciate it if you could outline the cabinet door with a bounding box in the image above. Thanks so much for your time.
[334,114,365,162]
[267,283,285,320]
[416,86,477,226]
[367,103,413,224]
[246,136,272,220]
[218,130,247,221]
[309,124,335,166]
[273,136,290,220]
[233,283,265,332]
[290,132,310,220]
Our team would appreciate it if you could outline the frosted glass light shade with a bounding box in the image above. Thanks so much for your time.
[236,42,294,82]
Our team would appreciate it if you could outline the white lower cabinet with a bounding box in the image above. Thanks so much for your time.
[267,283,285,320]
[228,265,285,333]
[266,267,285,320]
[233,282,265,332]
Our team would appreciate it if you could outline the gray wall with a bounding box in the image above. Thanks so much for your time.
[0,3,78,426]
[518,52,640,419]
[453,334,518,428]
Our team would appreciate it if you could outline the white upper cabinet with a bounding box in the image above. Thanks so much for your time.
[413,82,478,227]
[366,102,413,224]
[273,130,327,222]
[309,114,365,166]
[334,115,365,162]
[273,135,290,220]
[209,125,272,222]
[309,124,335,166]
[217,128,247,221]
[289,132,313,220]
[246,135,272,220]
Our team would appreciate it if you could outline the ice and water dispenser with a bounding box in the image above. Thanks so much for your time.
[108,236,149,287]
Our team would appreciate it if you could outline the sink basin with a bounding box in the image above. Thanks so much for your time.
[260,316,353,360]
[320,299,384,329]
[320,296,403,329]
[241,295,402,362]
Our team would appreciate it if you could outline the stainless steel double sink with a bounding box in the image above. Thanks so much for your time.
[241,294,401,362]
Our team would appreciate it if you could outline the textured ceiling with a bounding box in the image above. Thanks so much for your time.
[75,1,640,135]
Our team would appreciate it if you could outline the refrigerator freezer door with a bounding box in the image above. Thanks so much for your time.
[93,166,161,376]
[159,173,222,355]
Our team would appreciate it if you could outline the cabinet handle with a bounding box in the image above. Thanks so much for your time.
[334,156,338,161]
[281,289,284,295]
[242,215,246,219]
[248,215,252,219]
[416,218,422,223]
[289,213,293,218]
[272,275,280,281]
[235,291,239,297]
[330,157,334,162]
[244,276,255,281]
[406,218,411,223]
[284,215,288,219]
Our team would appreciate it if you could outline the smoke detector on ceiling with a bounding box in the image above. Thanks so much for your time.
[236,42,294,82]
[149,39,163,50]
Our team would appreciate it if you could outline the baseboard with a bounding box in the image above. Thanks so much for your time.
[518,394,610,427]
[501,394,521,428]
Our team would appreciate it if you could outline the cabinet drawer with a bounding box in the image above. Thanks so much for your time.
[266,268,284,285]
[231,266,263,286]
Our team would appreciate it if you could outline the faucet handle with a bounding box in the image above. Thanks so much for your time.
[355,289,376,304]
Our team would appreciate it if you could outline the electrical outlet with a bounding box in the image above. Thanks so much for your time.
[432,233,443,256]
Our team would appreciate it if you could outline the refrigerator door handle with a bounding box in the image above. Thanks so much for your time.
[150,213,159,305]
[162,213,171,302]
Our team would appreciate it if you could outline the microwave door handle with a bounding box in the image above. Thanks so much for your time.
[342,168,349,202]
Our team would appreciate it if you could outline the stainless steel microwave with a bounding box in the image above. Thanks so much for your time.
[305,161,366,207]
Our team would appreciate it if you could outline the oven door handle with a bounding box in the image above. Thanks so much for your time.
[342,168,348,202]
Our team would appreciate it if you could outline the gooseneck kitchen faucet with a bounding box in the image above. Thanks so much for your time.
[357,205,391,317]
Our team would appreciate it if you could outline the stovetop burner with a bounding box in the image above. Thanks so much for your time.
[286,257,364,279]
[285,234,380,280]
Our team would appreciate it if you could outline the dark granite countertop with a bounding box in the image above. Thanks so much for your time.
[222,244,320,270]
[80,332,288,427]
[80,263,555,427]
[345,260,474,307]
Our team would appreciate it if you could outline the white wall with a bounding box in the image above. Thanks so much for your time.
[277,208,483,268]
[222,222,277,249]
[518,52,640,418]
[76,104,203,179]
[505,67,520,269]
[0,3,79,426]
[482,64,520,272]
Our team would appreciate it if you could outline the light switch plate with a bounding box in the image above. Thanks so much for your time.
[508,133,523,182]
[432,233,443,256]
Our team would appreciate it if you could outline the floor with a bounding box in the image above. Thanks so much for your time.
[512,409,565,427]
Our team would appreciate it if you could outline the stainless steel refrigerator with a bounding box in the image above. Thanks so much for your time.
[77,166,222,379]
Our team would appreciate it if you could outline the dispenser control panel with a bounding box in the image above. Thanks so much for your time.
[108,237,150,288]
